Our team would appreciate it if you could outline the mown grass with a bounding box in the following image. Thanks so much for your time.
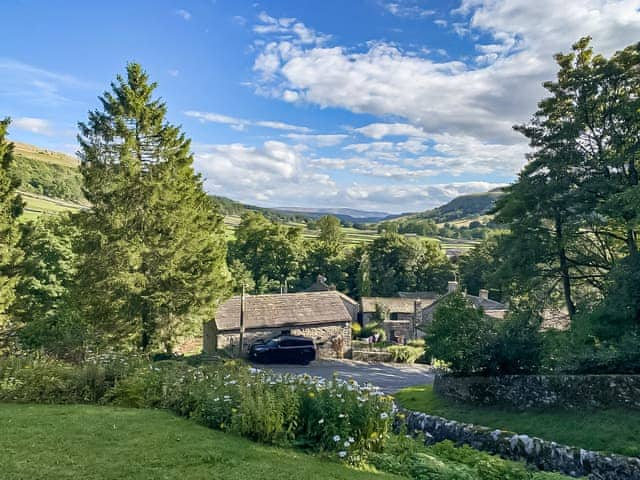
[395,384,640,457]
[0,404,400,480]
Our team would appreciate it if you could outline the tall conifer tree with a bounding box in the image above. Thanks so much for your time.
[0,118,23,324]
[76,64,229,351]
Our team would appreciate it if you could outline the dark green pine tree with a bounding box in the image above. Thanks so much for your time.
[76,64,230,352]
[0,118,23,325]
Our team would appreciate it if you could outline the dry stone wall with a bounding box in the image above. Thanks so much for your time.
[434,374,640,410]
[401,409,640,479]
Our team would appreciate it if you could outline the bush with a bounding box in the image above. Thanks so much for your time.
[351,322,362,339]
[367,436,569,480]
[484,309,543,374]
[386,345,424,364]
[425,293,495,374]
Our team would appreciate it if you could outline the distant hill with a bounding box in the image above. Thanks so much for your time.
[410,189,504,224]
[11,142,86,206]
[273,207,391,223]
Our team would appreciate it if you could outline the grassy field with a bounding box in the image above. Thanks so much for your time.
[395,385,640,457]
[14,142,78,167]
[19,191,81,221]
[223,214,477,250]
[0,404,399,480]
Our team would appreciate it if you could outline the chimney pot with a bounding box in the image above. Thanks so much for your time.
[447,281,459,293]
[479,289,489,300]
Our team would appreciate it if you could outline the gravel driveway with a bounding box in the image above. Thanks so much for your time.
[253,359,434,393]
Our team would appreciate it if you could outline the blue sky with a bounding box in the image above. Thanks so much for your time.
[2,0,639,213]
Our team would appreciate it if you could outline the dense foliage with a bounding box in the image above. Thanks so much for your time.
[425,293,543,375]
[0,118,23,326]
[75,63,230,352]
[11,154,84,203]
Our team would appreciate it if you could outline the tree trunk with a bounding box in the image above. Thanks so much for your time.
[555,216,577,318]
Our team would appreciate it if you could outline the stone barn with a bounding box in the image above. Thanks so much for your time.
[203,291,357,358]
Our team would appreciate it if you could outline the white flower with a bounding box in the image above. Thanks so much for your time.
[343,441,350,447]
[318,419,324,424]
[348,437,355,443]
[333,435,341,442]
[338,414,346,418]
[338,451,347,458]
[380,412,389,420]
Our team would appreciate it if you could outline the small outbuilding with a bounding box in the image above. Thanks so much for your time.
[203,291,357,358]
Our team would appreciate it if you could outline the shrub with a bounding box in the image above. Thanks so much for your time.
[351,322,362,339]
[484,309,543,374]
[386,345,424,364]
[425,293,495,374]
[3,355,395,454]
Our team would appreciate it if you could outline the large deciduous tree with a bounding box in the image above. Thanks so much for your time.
[76,63,229,352]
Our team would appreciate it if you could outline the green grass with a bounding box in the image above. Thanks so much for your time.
[395,385,640,457]
[0,403,399,480]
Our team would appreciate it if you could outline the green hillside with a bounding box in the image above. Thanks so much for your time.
[413,189,504,224]
[11,142,86,206]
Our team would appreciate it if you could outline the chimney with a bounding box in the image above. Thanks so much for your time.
[447,281,459,293]
[479,289,489,300]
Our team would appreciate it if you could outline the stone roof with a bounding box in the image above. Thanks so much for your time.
[214,291,356,332]
[360,297,435,314]
[398,291,441,300]
[420,292,508,322]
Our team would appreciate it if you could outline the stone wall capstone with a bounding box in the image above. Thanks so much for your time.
[434,374,640,410]
[401,409,640,479]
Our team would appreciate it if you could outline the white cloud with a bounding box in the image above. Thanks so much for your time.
[193,141,338,207]
[355,122,427,139]
[175,9,192,21]
[284,133,348,147]
[345,182,505,212]
[249,0,640,181]
[184,110,311,132]
[168,69,180,77]
[383,1,436,18]
[12,117,54,136]
[253,11,329,45]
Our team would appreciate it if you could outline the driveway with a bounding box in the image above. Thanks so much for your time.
[253,359,434,393]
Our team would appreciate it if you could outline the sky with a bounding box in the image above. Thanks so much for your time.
[2,0,640,213]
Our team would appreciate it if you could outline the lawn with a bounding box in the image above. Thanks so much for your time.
[395,384,640,457]
[0,403,399,480]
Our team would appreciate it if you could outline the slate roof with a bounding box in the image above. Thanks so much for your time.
[214,291,356,332]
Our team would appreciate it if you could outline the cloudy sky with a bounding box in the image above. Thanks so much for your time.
[2,0,639,213]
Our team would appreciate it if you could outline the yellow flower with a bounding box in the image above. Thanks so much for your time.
[308,392,315,398]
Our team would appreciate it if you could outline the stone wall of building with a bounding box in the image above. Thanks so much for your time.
[401,409,640,479]
[434,374,640,410]
[208,322,351,358]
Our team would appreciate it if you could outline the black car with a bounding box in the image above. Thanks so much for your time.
[249,335,316,364]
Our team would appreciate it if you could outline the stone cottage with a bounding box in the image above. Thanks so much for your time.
[360,294,439,342]
[420,281,508,327]
[203,291,357,358]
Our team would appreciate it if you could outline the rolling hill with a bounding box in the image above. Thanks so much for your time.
[404,189,504,224]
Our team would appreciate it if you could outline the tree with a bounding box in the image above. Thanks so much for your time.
[458,238,501,298]
[424,292,495,374]
[0,117,23,325]
[315,215,344,258]
[366,233,453,296]
[14,215,84,357]
[76,63,229,352]
[232,211,302,293]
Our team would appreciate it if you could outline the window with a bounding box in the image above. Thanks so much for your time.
[390,312,399,320]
